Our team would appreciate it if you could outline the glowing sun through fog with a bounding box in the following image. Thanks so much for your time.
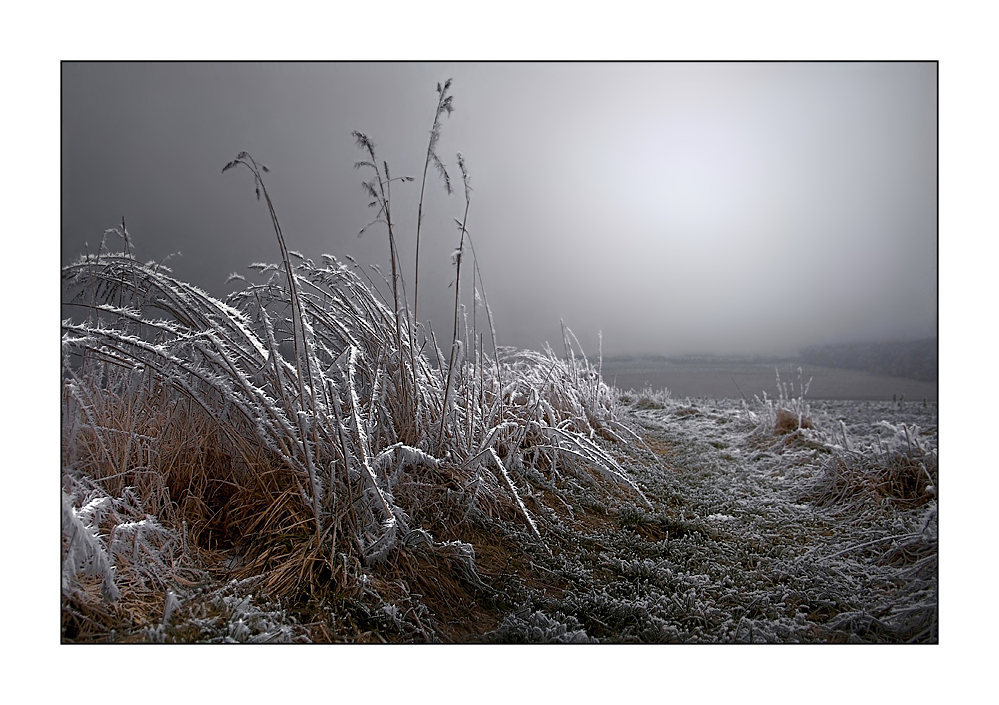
[61,62,936,359]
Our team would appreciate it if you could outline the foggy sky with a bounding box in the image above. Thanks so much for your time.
[61,62,937,357]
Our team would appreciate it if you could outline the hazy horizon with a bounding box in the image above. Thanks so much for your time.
[62,62,937,358]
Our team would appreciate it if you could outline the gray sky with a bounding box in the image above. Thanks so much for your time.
[62,62,937,357]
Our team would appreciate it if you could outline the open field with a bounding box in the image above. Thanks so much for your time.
[62,387,937,643]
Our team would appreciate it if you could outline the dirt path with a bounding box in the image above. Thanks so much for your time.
[473,398,938,643]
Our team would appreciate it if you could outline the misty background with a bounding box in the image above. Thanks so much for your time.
[61,62,937,359]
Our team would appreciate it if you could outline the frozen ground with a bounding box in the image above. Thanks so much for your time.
[63,394,937,643]
[473,395,938,643]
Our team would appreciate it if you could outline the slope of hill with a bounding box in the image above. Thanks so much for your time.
[799,339,937,382]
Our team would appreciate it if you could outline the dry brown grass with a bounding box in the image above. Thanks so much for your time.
[802,446,937,516]
[774,407,814,434]
[60,83,660,642]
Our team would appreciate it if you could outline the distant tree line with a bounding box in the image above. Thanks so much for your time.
[799,339,937,382]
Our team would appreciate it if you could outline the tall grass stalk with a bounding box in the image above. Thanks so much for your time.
[223,152,323,540]
[352,133,421,442]
[439,153,472,451]
[61,84,645,610]
[463,229,502,391]
[413,79,454,327]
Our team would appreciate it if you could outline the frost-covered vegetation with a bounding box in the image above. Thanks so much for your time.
[61,84,936,643]
[597,387,938,643]
[61,82,646,642]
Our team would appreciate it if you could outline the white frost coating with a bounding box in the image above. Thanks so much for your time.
[486,448,540,539]
[536,425,652,508]
[371,442,440,479]
[63,247,670,623]
[163,591,180,626]
[343,347,399,563]
[363,517,399,565]
[76,494,114,526]
[109,516,175,566]
[62,492,120,603]
[347,346,370,464]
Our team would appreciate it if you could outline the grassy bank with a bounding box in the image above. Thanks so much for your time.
[61,82,648,641]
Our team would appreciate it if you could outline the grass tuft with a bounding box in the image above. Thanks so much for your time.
[61,83,646,641]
